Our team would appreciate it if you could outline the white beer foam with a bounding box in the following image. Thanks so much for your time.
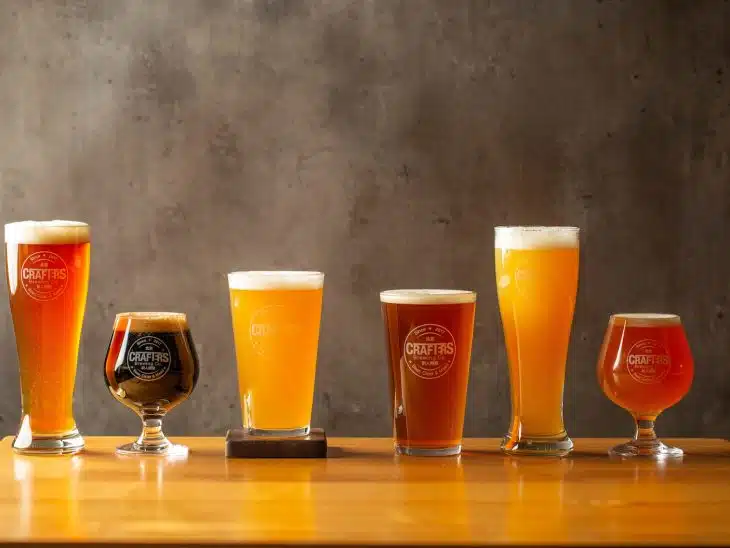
[228,271,324,290]
[494,226,579,249]
[611,313,681,327]
[380,289,477,305]
[5,220,90,244]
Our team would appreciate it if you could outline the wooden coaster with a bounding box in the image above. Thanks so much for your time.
[225,428,327,459]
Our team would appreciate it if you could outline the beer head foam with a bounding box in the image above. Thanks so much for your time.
[494,226,579,249]
[115,312,188,332]
[611,313,681,327]
[380,289,476,305]
[228,271,324,290]
[5,220,90,244]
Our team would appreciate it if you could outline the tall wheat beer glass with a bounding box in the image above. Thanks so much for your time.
[495,226,579,456]
[228,271,324,436]
[5,221,90,454]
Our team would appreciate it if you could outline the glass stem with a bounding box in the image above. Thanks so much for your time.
[633,417,659,448]
[137,409,170,450]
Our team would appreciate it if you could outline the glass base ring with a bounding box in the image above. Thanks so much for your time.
[246,426,310,438]
[501,433,573,457]
[609,439,683,459]
[116,441,189,458]
[396,444,461,456]
[12,429,85,455]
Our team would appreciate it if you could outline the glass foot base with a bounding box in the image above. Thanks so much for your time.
[396,444,461,456]
[116,441,189,458]
[609,439,683,459]
[501,433,573,457]
[12,429,85,455]
[246,426,310,438]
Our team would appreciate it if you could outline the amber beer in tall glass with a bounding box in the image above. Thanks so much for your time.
[381,289,476,456]
[495,226,579,456]
[5,221,90,454]
[228,271,324,436]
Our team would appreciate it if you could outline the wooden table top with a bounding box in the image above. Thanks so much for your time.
[1,436,729,547]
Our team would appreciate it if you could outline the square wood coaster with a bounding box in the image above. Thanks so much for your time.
[225,428,327,459]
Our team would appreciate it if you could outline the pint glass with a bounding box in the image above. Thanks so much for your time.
[495,226,579,456]
[597,313,693,458]
[228,271,324,436]
[380,289,476,456]
[5,221,90,454]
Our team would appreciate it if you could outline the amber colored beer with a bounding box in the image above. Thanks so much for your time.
[495,226,579,456]
[596,313,693,458]
[381,289,476,456]
[5,221,90,454]
[597,314,693,417]
[228,271,324,436]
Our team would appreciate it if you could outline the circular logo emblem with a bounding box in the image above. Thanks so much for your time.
[626,339,671,384]
[126,336,172,382]
[403,324,456,379]
[21,251,68,301]
[249,305,301,357]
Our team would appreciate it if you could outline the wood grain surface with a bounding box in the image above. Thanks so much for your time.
[1,436,729,547]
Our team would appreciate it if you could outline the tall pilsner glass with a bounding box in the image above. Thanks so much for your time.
[495,226,579,456]
[5,221,90,454]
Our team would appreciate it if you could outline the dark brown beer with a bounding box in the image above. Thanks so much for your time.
[104,313,199,415]
[381,290,476,456]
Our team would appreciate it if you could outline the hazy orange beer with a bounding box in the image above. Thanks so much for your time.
[495,226,579,456]
[228,271,324,436]
[5,221,90,454]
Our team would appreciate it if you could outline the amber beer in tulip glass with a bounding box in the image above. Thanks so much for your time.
[228,271,324,436]
[597,313,693,458]
[495,226,579,456]
[5,220,90,454]
[381,289,476,456]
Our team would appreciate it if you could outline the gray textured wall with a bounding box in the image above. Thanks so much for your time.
[0,0,727,439]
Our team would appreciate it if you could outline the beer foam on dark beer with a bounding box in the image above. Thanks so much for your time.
[611,313,681,327]
[228,271,324,290]
[115,312,188,332]
[380,289,476,305]
[494,226,578,249]
[5,220,90,244]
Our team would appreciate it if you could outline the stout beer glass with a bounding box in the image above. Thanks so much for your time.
[380,289,476,456]
[597,313,693,458]
[228,271,324,436]
[104,312,200,456]
[5,220,90,454]
[495,226,579,456]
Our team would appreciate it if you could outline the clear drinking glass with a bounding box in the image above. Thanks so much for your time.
[104,312,200,457]
[495,226,579,456]
[228,271,324,437]
[5,221,90,455]
[597,313,694,459]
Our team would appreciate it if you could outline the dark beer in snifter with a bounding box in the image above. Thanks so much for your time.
[104,312,199,456]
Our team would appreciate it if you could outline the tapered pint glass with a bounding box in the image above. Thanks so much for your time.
[228,271,324,436]
[381,289,476,456]
[495,226,579,456]
[5,221,90,454]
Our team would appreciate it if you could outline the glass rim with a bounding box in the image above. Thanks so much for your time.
[610,313,681,327]
[227,270,324,290]
[114,312,188,321]
[494,226,579,249]
[494,225,580,232]
[4,220,90,244]
[380,289,476,305]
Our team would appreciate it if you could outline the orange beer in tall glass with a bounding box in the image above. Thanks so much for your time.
[228,271,324,436]
[495,226,579,456]
[5,221,90,454]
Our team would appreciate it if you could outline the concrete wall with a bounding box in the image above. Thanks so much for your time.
[0,0,727,439]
